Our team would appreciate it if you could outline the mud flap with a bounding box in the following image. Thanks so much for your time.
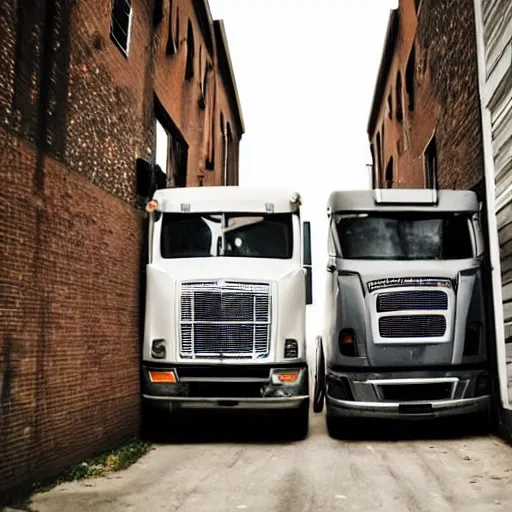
[313,336,326,413]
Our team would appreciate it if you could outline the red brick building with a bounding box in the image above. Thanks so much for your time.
[367,0,484,195]
[0,0,243,503]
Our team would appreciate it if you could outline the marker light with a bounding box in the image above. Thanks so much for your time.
[271,370,300,385]
[146,200,159,213]
[291,192,303,205]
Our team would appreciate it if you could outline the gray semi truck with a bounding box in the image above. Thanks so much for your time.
[313,188,491,434]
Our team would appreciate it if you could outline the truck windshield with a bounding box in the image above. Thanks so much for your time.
[160,212,294,259]
[334,212,474,260]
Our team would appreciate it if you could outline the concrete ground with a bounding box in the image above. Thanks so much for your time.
[30,411,512,512]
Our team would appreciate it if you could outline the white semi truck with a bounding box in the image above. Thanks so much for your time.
[141,186,312,439]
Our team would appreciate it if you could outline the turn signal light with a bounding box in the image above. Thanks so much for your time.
[339,329,357,357]
[341,332,354,344]
[148,370,177,383]
[273,370,300,384]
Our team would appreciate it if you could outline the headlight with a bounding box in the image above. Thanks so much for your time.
[151,338,166,359]
[284,339,298,358]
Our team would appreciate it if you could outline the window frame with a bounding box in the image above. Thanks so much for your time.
[110,0,133,58]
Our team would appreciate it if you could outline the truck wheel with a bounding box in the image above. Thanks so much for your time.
[313,336,326,413]
[289,402,310,441]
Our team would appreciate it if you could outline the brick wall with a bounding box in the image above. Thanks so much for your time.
[0,132,143,503]
[0,0,244,503]
[368,0,484,193]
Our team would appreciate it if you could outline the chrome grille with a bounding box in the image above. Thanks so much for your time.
[377,291,448,312]
[180,281,271,358]
[379,315,446,338]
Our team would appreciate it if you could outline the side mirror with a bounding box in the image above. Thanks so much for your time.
[303,221,313,305]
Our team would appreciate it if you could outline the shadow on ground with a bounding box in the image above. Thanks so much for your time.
[141,408,495,445]
[142,410,307,445]
[324,413,495,442]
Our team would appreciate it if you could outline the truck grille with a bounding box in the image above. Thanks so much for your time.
[377,291,448,312]
[379,315,446,338]
[180,281,271,358]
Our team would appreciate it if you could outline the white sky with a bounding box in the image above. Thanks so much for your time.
[209,0,398,346]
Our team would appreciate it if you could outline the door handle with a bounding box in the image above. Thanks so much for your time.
[327,264,336,273]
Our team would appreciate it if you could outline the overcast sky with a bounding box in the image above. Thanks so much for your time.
[209,0,398,344]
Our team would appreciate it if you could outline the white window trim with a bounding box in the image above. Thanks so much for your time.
[111,0,133,58]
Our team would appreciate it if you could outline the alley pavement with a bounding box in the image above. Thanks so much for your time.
[30,411,512,512]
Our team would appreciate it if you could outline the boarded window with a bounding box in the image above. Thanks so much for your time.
[110,0,133,56]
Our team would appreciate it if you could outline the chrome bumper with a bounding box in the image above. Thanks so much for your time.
[326,394,490,419]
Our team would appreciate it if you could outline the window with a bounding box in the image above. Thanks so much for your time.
[396,72,403,121]
[175,8,180,49]
[385,157,394,188]
[334,213,474,261]
[406,46,416,111]
[226,122,236,185]
[220,113,227,184]
[370,144,376,187]
[155,110,188,188]
[160,213,294,259]
[185,20,195,80]
[110,0,133,57]
[199,46,205,108]
[200,55,211,110]
[387,92,393,119]
[153,0,163,27]
[376,132,382,184]
[166,0,176,55]
[425,135,438,189]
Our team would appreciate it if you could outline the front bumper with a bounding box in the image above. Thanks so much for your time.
[326,368,490,420]
[142,363,309,412]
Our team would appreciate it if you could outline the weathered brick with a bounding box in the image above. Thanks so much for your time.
[367,0,484,193]
[0,0,243,504]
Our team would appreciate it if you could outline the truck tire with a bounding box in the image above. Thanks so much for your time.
[313,336,326,413]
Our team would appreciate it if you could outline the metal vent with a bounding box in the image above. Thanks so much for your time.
[377,291,448,312]
[180,281,271,358]
[379,315,446,338]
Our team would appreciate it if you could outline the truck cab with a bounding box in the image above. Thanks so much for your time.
[313,188,491,433]
[141,186,312,439]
